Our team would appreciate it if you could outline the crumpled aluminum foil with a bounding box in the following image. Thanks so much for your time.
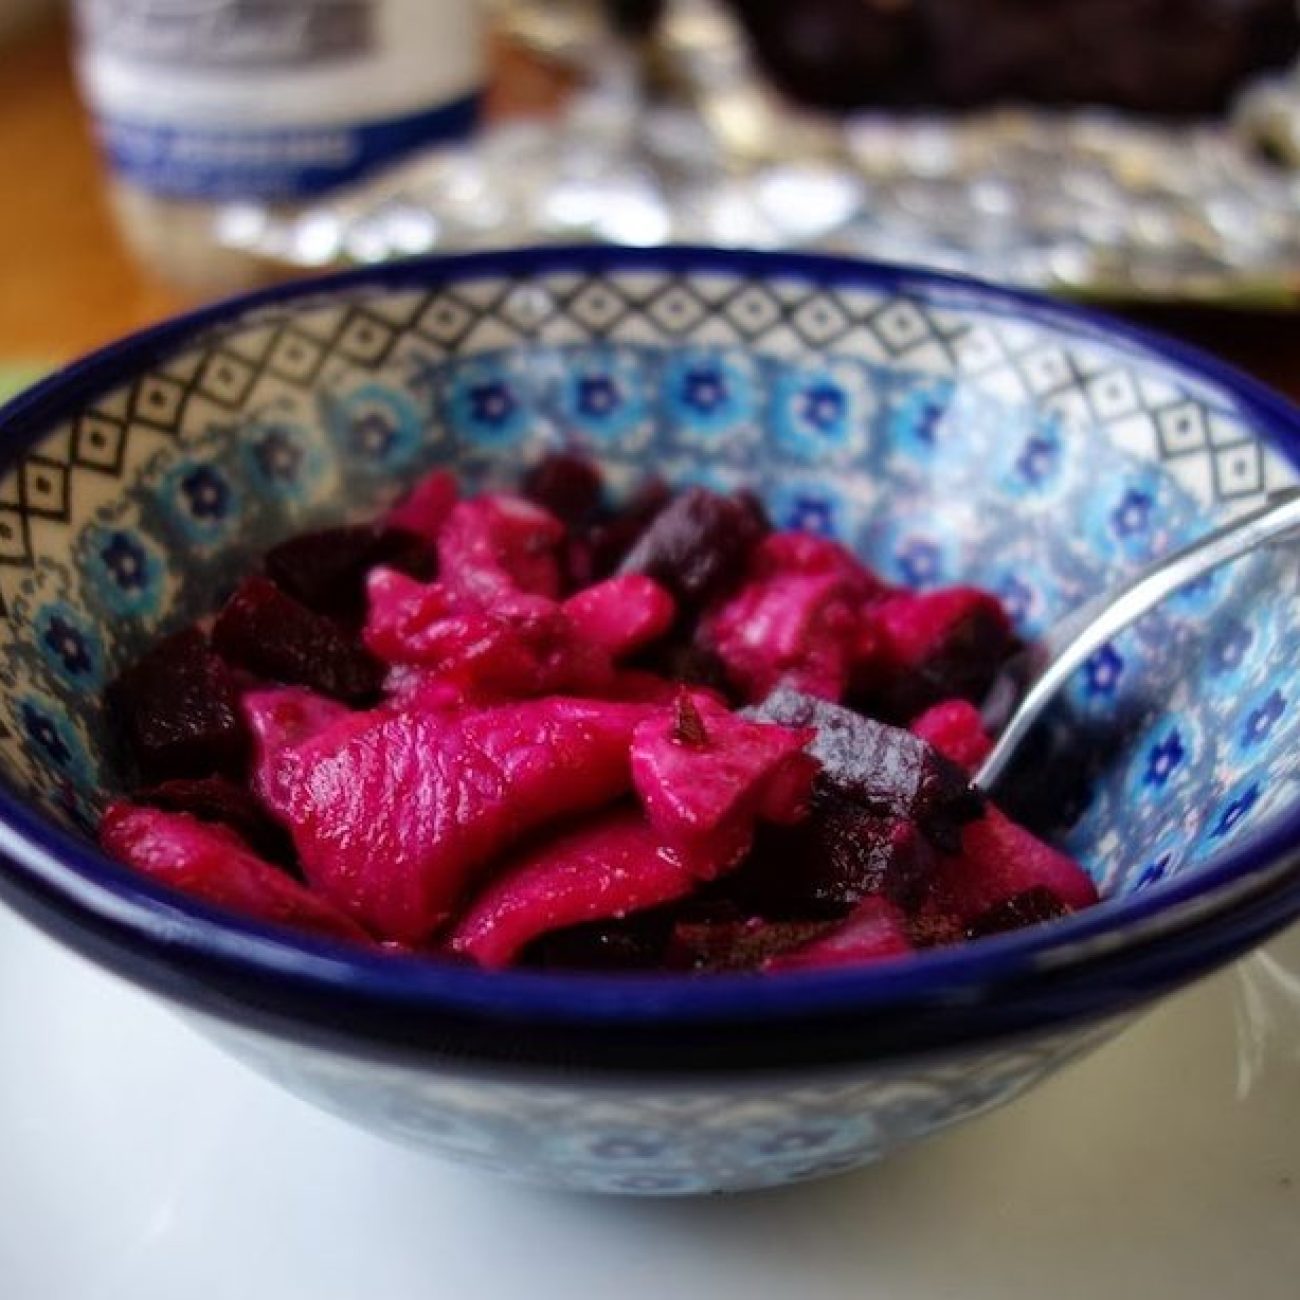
[216,0,1300,306]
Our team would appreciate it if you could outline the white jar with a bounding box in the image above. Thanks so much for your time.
[72,0,485,294]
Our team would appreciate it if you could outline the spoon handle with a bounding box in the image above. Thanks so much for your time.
[975,486,1300,792]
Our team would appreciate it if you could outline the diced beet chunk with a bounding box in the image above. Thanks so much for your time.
[383,469,458,542]
[855,587,1016,722]
[629,639,738,702]
[562,574,675,659]
[449,809,699,969]
[631,694,818,875]
[107,626,249,780]
[437,495,566,604]
[750,688,984,853]
[132,775,297,868]
[264,524,432,625]
[766,896,913,971]
[927,805,1099,926]
[212,576,384,704]
[705,572,857,703]
[100,803,369,943]
[617,486,769,611]
[908,900,966,949]
[965,885,1071,939]
[667,914,835,972]
[522,453,605,527]
[910,698,993,773]
[581,479,671,582]
[241,686,356,813]
[276,696,652,941]
[520,905,678,970]
[702,531,889,704]
[363,567,543,688]
[721,782,934,917]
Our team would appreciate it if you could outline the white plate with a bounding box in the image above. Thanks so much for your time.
[2,907,1297,1300]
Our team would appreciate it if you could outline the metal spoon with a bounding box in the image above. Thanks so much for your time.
[975,486,1300,792]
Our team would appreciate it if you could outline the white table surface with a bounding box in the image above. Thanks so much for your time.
[1,905,1297,1300]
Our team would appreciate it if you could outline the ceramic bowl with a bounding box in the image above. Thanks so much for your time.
[1,247,1298,1196]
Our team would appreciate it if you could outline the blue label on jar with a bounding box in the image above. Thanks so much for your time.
[94,93,482,200]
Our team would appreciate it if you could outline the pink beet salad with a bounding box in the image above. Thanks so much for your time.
[98,455,1098,972]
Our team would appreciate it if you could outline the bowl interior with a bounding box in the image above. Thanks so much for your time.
[1,250,1298,919]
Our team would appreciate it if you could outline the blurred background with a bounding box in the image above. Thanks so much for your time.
[6,0,1300,401]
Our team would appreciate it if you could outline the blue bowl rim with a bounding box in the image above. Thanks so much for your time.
[1,242,1298,1031]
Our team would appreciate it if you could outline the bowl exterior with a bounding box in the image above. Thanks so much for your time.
[193,1005,1125,1195]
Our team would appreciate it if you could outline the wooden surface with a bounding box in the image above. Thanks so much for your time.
[3,14,1300,402]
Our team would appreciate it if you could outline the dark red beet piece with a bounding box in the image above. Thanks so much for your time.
[264,524,433,626]
[667,915,835,972]
[750,688,984,853]
[617,486,769,610]
[520,905,678,970]
[965,885,1070,939]
[765,896,913,971]
[908,900,966,949]
[132,775,297,868]
[212,576,384,704]
[100,803,370,943]
[629,639,738,703]
[107,626,249,781]
[522,453,605,527]
[582,478,671,582]
[855,588,1016,722]
[719,783,934,918]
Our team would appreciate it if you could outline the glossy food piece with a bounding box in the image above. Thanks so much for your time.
[131,775,296,867]
[910,698,994,773]
[269,696,652,941]
[264,523,432,625]
[854,588,1016,723]
[766,896,913,971]
[631,694,817,874]
[927,805,1100,927]
[98,461,1097,974]
[213,576,384,704]
[107,627,249,781]
[618,486,768,610]
[100,803,369,943]
[450,809,700,969]
[704,532,885,703]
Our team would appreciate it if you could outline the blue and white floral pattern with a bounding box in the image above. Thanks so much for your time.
[76,524,165,620]
[0,257,1298,1194]
[33,602,102,691]
[157,460,240,546]
[555,347,653,451]
[769,360,870,463]
[241,413,330,502]
[443,358,529,449]
[327,382,425,471]
[662,349,760,453]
